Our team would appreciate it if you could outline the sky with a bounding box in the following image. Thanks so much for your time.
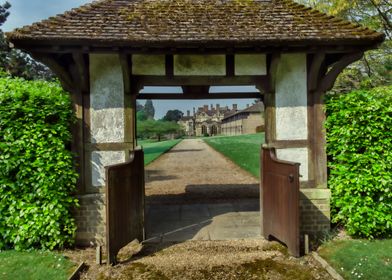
[3,0,259,119]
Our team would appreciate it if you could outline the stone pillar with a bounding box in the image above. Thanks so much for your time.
[75,54,135,245]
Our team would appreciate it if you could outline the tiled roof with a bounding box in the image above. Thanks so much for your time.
[6,0,384,48]
[179,116,193,121]
[222,102,264,120]
[242,102,265,113]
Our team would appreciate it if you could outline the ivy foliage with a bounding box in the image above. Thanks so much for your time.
[0,76,78,250]
[325,86,392,238]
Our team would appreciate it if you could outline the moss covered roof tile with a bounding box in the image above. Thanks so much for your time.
[6,0,384,48]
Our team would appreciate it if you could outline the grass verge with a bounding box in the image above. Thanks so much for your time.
[204,133,264,178]
[139,139,182,166]
[0,250,76,280]
[318,239,392,280]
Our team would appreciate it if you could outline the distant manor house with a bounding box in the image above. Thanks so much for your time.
[178,102,265,137]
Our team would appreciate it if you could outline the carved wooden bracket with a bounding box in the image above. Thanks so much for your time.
[30,52,90,94]
[308,52,364,94]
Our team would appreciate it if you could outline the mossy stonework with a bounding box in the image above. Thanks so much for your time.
[6,0,383,251]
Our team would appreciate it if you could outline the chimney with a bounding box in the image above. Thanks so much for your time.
[216,104,220,112]
[193,107,196,115]
[187,110,190,117]
[211,104,214,111]
[246,104,250,108]
[233,104,238,111]
[204,105,209,112]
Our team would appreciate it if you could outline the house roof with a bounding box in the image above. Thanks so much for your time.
[6,0,384,49]
[179,116,193,121]
[222,102,264,120]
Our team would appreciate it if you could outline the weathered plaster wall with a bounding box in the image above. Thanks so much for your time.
[174,55,226,76]
[91,151,126,187]
[273,53,309,182]
[276,148,309,181]
[132,54,165,75]
[275,53,308,141]
[235,54,266,76]
[90,54,125,143]
[89,54,127,189]
[129,54,270,76]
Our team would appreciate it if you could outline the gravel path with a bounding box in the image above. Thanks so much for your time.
[145,139,259,203]
[71,139,330,279]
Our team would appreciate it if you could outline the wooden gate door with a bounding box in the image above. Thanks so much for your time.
[105,148,145,265]
[261,147,300,257]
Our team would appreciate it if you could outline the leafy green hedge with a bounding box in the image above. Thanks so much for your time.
[0,76,78,250]
[325,86,392,238]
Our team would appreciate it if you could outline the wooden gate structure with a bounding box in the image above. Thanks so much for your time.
[6,0,384,262]
[262,147,300,257]
[105,148,145,265]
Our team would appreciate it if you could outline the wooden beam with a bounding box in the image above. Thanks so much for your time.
[318,52,364,92]
[135,75,267,87]
[264,53,280,144]
[72,52,89,93]
[226,54,235,77]
[119,53,132,95]
[137,92,263,100]
[267,53,280,93]
[165,54,174,77]
[307,52,326,92]
[264,140,309,149]
[13,38,379,55]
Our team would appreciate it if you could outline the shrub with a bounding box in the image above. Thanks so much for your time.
[0,76,78,250]
[325,86,392,238]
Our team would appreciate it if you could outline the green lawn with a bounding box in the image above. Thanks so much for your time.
[139,139,182,165]
[0,250,75,280]
[319,239,392,280]
[204,133,264,178]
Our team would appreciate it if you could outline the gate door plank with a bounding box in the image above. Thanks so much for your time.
[105,148,145,265]
[262,147,300,257]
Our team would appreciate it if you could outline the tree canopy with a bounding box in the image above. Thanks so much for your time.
[144,100,155,120]
[137,119,182,141]
[162,109,184,122]
[0,2,54,80]
[296,0,391,92]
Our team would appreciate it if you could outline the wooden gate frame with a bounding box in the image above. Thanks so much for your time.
[105,148,145,265]
[261,146,300,257]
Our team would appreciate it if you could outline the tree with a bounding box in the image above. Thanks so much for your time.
[0,1,11,67]
[296,0,391,92]
[137,119,182,141]
[144,100,155,119]
[137,110,148,121]
[136,101,144,112]
[162,109,184,122]
[0,2,54,80]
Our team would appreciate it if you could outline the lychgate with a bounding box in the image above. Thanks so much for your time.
[7,0,384,263]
